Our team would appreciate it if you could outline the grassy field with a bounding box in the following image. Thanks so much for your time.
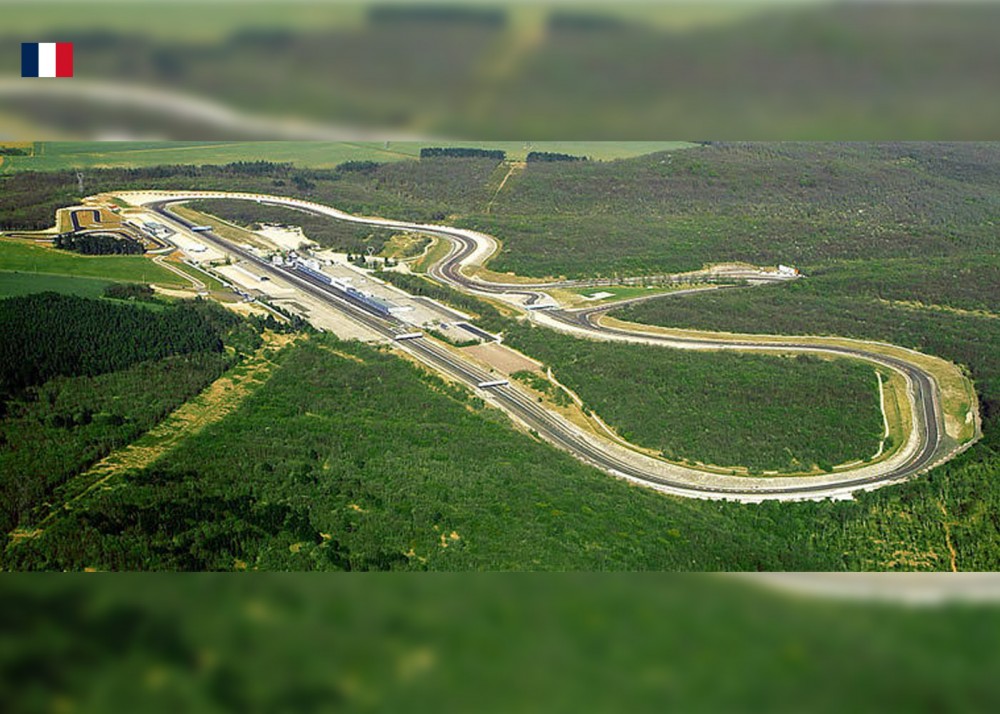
[0,239,187,287]
[0,271,112,298]
[164,259,227,292]
[550,284,704,308]
[503,323,884,473]
[0,142,693,174]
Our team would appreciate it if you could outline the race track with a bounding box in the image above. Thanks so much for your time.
[119,190,980,501]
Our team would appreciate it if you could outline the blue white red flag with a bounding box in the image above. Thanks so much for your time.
[21,42,73,78]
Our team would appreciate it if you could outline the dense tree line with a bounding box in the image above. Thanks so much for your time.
[102,283,155,301]
[54,233,145,255]
[335,160,380,173]
[0,293,233,397]
[420,147,506,161]
[0,291,268,537]
[0,147,29,156]
[368,4,506,27]
[526,151,588,162]
[247,309,311,334]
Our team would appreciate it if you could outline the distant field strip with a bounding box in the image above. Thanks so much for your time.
[0,271,111,298]
[0,141,694,174]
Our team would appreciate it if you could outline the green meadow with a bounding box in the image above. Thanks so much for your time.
[0,239,186,287]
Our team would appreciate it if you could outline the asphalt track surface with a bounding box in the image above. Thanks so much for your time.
[68,209,101,231]
[137,192,969,501]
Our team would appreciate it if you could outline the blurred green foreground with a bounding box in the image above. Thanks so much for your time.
[1,574,998,713]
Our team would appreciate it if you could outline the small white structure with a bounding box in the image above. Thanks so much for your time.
[477,379,510,389]
[778,264,800,276]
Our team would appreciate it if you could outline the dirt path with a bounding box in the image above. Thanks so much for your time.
[153,254,204,289]
[939,496,960,572]
[27,331,299,532]
[872,371,891,459]
[486,162,524,214]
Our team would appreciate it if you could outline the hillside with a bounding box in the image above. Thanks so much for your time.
[0,332,972,571]
[2,142,1000,571]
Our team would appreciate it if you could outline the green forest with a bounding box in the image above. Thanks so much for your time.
[0,293,230,396]
[2,142,1000,571]
[419,147,506,160]
[615,275,1000,455]
[4,576,1000,713]
[463,142,1000,278]
[0,293,261,539]
[6,331,998,572]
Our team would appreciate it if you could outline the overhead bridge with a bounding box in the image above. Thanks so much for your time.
[477,379,510,389]
[456,322,500,342]
[394,332,424,341]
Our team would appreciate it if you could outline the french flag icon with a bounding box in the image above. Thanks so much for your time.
[21,42,73,78]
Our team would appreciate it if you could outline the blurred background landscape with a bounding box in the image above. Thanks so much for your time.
[4,574,1000,713]
[2,0,1000,140]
